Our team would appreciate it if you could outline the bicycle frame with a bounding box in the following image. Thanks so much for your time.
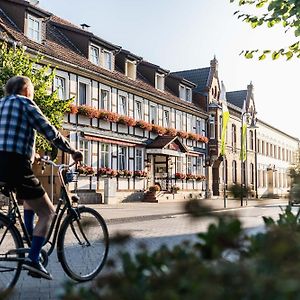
[1,158,81,257]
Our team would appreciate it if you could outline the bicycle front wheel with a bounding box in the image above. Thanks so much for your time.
[0,214,23,292]
[57,206,109,281]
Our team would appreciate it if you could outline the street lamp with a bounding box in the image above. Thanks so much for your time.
[240,112,258,206]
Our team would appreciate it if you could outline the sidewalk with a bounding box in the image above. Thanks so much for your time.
[90,198,288,223]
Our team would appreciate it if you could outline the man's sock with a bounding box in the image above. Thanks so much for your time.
[28,236,45,263]
[24,209,34,239]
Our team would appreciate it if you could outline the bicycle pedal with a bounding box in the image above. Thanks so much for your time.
[27,271,42,279]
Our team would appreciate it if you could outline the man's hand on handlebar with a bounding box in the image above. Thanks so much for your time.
[72,151,83,163]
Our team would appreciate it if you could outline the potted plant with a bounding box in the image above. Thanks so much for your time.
[76,165,95,176]
[176,130,189,139]
[135,120,152,131]
[165,127,177,137]
[134,170,148,178]
[151,124,166,135]
[175,172,186,180]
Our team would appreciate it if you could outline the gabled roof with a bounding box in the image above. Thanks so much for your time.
[171,67,210,93]
[0,7,210,116]
[147,136,188,152]
[226,90,247,109]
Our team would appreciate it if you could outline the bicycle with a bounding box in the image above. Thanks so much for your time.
[0,156,109,292]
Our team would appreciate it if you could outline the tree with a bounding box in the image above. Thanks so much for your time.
[0,42,72,151]
[230,0,300,60]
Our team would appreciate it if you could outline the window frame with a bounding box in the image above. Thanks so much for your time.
[103,50,112,70]
[54,76,66,100]
[135,148,143,171]
[135,100,143,120]
[118,95,128,115]
[100,89,110,110]
[100,143,110,168]
[149,105,157,124]
[118,146,127,170]
[27,14,42,43]
[155,73,165,91]
[90,45,100,66]
[78,82,87,106]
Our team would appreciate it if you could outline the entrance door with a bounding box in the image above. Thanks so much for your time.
[267,169,274,195]
[154,156,168,191]
[212,167,220,196]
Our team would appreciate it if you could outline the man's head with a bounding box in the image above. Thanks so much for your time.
[5,76,34,100]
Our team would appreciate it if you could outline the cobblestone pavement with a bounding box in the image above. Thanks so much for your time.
[6,200,287,300]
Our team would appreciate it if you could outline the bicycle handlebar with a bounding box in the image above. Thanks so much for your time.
[39,156,76,170]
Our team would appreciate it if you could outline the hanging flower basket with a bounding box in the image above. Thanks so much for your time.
[76,165,95,176]
[165,127,177,137]
[151,124,166,135]
[134,170,148,178]
[175,172,186,180]
[135,120,152,131]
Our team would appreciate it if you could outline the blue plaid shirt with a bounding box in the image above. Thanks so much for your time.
[0,95,75,161]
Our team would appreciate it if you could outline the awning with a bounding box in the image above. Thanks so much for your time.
[83,134,137,147]
[147,136,188,153]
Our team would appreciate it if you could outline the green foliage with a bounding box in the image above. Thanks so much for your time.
[59,202,300,300]
[0,42,72,152]
[230,0,300,59]
[228,183,251,198]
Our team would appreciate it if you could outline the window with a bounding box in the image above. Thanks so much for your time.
[209,115,215,139]
[186,88,192,102]
[187,156,192,174]
[186,115,192,133]
[179,85,192,102]
[155,73,164,91]
[176,157,183,173]
[232,160,237,183]
[250,163,254,185]
[232,124,237,151]
[79,139,89,165]
[278,147,281,159]
[257,139,260,153]
[100,90,110,110]
[179,85,185,100]
[150,105,157,124]
[126,60,136,80]
[100,143,110,168]
[196,156,204,175]
[266,143,269,156]
[79,82,87,105]
[176,113,182,130]
[118,95,127,115]
[262,141,265,155]
[103,50,112,70]
[27,15,41,43]
[118,147,127,170]
[249,130,254,150]
[163,110,170,127]
[135,148,143,171]
[90,45,100,65]
[135,101,142,120]
[54,76,66,100]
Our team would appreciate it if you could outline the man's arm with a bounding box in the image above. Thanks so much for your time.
[25,98,76,154]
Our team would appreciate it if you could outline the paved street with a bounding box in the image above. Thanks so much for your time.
[7,198,289,300]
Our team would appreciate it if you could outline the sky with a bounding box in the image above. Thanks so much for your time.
[39,0,300,139]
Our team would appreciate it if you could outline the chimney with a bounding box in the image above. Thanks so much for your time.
[80,23,90,31]
[29,0,39,5]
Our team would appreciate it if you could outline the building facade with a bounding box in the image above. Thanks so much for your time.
[0,0,298,202]
[0,0,208,203]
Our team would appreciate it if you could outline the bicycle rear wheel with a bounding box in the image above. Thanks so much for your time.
[0,214,23,292]
[57,206,109,281]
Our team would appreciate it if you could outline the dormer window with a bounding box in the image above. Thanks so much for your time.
[179,85,192,102]
[103,50,112,70]
[90,45,100,65]
[125,60,136,80]
[155,73,165,91]
[27,14,42,43]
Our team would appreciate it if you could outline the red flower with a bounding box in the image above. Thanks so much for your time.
[177,131,189,139]
[165,128,177,137]
[151,125,166,135]
[175,172,186,180]
[135,120,152,131]
[77,105,99,119]
[134,170,148,177]
[118,115,137,127]
[69,103,78,114]
[76,165,95,175]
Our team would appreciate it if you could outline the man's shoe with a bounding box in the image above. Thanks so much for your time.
[23,258,52,280]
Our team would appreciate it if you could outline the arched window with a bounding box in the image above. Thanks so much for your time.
[249,130,254,150]
[232,160,237,183]
[250,163,254,185]
[231,124,237,151]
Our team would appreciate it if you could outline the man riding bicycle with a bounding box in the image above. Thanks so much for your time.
[0,76,82,280]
